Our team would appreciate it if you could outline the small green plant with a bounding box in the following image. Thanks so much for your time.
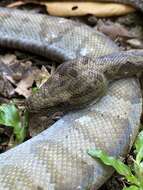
[87,131,143,190]
[32,87,39,94]
[0,104,28,144]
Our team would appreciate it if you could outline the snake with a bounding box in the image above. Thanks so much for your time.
[0,1,142,189]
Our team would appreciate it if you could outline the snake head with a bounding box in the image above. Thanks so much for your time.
[25,61,76,114]
[25,76,71,114]
[25,57,107,115]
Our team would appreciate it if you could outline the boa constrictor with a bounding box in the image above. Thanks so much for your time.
[0,1,143,189]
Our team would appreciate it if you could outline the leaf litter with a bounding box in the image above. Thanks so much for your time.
[0,50,52,151]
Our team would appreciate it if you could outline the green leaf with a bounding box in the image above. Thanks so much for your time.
[0,104,20,126]
[134,161,143,188]
[123,185,139,190]
[0,104,28,143]
[32,87,39,94]
[135,131,143,164]
[87,149,139,186]
[88,149,131,175]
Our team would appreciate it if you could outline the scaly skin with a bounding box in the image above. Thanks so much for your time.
[0,8,142,113]
[27,50,143,113]
[0,79,142,190]
[0,7,142,190]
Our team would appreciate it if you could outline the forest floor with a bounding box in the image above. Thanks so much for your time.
[0,1,143,189]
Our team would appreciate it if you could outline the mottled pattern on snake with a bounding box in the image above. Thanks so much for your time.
[0,79,142,190]
[0,5,142,190]
[26,50,143,113]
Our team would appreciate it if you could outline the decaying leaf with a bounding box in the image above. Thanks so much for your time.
[0,54,17,66]
[97,20,133,40]
[7,1,135,17]
[0,61,15,97]
[126,39,143,49]
[15,65,50,98]
[44,2,135,17]
[0,54,33,85]
[6,1,24,8]
[15,69,39,98]
[0,76,15,98]
[10,61,32,82]
[0,53,51,99]
[15,75,33,98]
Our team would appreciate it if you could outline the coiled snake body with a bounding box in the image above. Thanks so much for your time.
[0,1,143,190]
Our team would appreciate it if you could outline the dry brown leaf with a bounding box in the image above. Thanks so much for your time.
[10,61,32,81]
[35,66,51,88]
[15,69,39,98]
[0,76,15,98]
[0,61,15,97]
[0,55,33,85]
[97,21,133,40]
[44,2,135,17]
[15,65,50,98]
[0,60,16,85]
[7,1,135,17]
[0,54,17,66]
[126,39,143,49]
[15,75,34,98]
[7,1,24,8]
